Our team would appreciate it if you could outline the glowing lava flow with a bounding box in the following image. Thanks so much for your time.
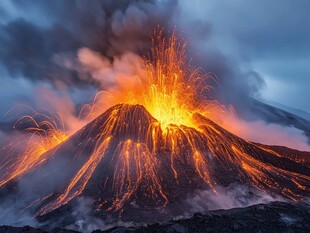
[35,109,119,216]
[0,113,68,187]
[140,31,209,129]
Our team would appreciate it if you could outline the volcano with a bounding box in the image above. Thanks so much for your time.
[1,104,309,226]
[0,32,309,229]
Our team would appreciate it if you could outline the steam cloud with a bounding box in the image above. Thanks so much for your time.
[181,184,284,217]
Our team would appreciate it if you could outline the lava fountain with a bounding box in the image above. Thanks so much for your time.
[79,30,220,129]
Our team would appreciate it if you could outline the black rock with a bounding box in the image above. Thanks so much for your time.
[98,201,310,233]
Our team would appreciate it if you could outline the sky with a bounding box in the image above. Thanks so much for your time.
[0,0,309,117]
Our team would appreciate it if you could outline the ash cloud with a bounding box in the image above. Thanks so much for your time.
[67,197,106,233]
[0,0,177,135]
[173,2,266,111]
[0,0,176,86]
[175,0,310,114]
[65,197,133,233]
[0,200,38,227]
[0,0,309,137]
[0,0,179,149]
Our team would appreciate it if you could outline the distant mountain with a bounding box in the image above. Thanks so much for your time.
[261,99,310,121]
[250,100,310,143]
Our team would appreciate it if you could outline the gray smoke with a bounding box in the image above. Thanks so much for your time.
[172,2,266,111]
[184,185,283,214]
[0,0,176,86]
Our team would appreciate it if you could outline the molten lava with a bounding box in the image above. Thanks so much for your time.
[0,113,68,187]
[0,31,309,220]
[80,30,218,130]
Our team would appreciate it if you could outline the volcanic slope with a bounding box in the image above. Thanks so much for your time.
[1,104,309,223]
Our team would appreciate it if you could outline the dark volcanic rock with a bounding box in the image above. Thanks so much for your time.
[0,225,79,233]
[0,225,48,233]
[97,202,310,233]
[1,202,309,233]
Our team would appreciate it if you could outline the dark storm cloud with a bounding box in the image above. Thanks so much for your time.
[177,0,310,113]
[0,19,82,84]
[0,5,8,22]
[174,4,266,111]
[232,1,310,60]
[187,46,266,110]
[179,0,310,60]
[0,0,177,86]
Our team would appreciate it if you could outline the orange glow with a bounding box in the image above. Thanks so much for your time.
[0,113,69,187]
[80,30,218,130]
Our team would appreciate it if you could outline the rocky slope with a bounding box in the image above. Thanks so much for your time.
[98,202,310,233]
[1,202,309,233]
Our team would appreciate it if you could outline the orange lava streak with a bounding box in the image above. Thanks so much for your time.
[0,114,68,187]
[37,137,111,216]
[109,139,168,213]
[37,108,121,215]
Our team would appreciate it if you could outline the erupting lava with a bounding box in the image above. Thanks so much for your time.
[132,31,210,129]
[80,30,218,129]
[0,113,68,187]
[0,30,309,220]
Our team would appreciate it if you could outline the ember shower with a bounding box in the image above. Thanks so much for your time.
[0,0,309,231]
